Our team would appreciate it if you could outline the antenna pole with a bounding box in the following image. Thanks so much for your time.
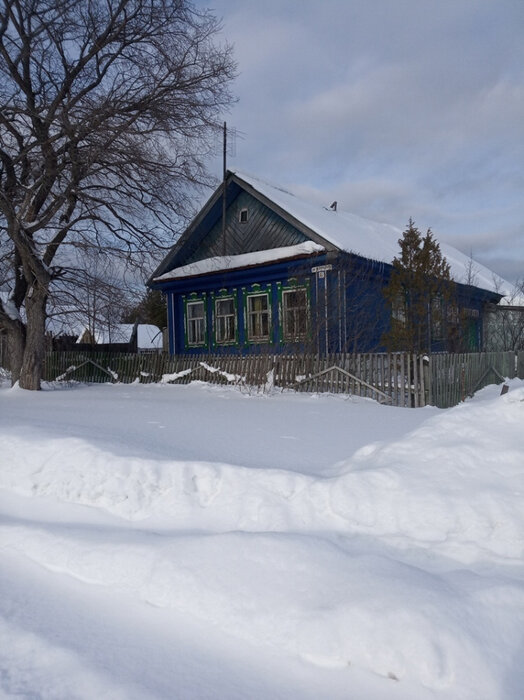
[222,121,227,256]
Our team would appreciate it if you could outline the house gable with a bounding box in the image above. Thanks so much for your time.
[184,189,310,264]
[150,172,337,281]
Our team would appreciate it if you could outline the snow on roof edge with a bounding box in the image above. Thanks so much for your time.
[154,242,325,282]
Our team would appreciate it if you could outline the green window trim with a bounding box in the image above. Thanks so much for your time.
[183,293,207,348]
[243,284,273,344]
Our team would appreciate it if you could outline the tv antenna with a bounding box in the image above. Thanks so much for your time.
[222,122,237,255]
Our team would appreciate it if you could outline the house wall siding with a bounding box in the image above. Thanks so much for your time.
[184,191,309,264]
[158,252,493,356]
[159,254,395,355]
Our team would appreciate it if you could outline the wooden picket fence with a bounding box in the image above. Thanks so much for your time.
[41,349,524,408]
[427,351,523,408]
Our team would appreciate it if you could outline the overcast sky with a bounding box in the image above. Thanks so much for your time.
[204,0,523,283]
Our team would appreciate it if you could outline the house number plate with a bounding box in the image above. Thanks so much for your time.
[311,265,333,276]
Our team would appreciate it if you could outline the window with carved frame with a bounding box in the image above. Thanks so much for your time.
[184,296,206,347]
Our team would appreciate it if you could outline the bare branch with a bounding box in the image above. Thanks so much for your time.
[0,0,236,388]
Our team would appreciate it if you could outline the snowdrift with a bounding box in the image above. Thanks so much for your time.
[1,381,524,699]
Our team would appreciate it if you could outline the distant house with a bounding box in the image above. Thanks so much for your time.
[483,304,524,351]
[76,323,163,353]
[147,170,512,355]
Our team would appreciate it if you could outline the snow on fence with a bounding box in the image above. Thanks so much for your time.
[42,350,524,408]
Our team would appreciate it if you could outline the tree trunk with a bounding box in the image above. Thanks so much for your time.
[19,290,47,390]
[7,321,25,385]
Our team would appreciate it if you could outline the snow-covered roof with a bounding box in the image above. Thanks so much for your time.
[136,324,163,350]
[77,324,163,349]
[154,242,324,281]
[77,324,134,345]
[232,170,520,303]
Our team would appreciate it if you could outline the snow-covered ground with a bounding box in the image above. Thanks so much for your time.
[1,377,523,699]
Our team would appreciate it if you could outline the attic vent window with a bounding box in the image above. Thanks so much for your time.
[239,208,249,223]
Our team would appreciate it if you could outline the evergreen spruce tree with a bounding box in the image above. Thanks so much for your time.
[382,219,453,352]
[122,290,166,329]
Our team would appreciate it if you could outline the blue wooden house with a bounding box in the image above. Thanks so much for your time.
[149,170,507,355]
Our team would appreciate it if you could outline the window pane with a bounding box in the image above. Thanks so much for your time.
[215,297,236,343]
[249,295,268,313]
[217,299,234,316]
[248,314,257,337]
[188,301,204,319]
[191,320,204,344]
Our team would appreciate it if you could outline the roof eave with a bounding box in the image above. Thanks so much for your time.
[152,250,326,286]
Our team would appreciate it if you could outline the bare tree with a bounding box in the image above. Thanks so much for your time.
[48,247,139,344]
[462,250,479,288]
[483,278,524,351]
[0,0,235,388]
[121,288,166,329]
